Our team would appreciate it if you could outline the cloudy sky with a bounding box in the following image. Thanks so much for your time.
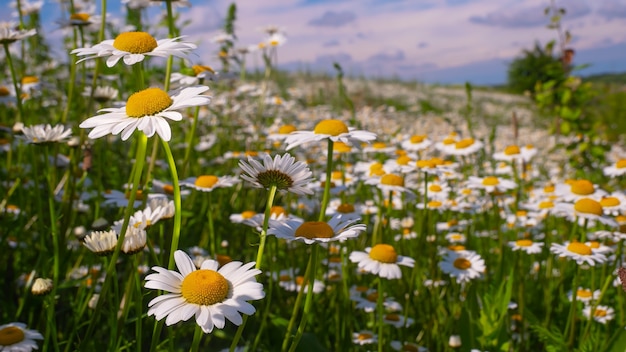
[3,0,626,85]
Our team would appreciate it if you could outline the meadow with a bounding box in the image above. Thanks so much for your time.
[2,1,626,351]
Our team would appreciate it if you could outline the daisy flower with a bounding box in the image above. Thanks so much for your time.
[352,331,377,345]
[0,322,43,351]
[550,241,607,266]
[401,134,432,152]
[466,175,517,194]
[21,124,72,144]
[567,287,601,303]
[349,244,415,279]
[170,65,217,86]
[239,153,313,195]
[383,313,415,328]
[267,214,366,244]
[493,144,536,163]
[391,341,427,352]
[284,119,376,150]
[144,250,264,333]
[0,27,37,44]
[554,179,607,202]
[82,85,118,103]
[603,159,626,178]
[181,174,240,192]
[508,239,544,254]
[71,31,196,67]
[582,305,615,324]
[83,230,117,256]
[364,173,410,194]
[554,198,617,227]
[439,250,485,284]
[442,138,484,156]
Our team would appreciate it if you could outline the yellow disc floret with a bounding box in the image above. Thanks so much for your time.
[0,326,25,346]
[504,145,521,155]
[278,125,297,134]
[574,198,603,216]
[381,174,404,187]
[453,258,472,270]
[369,244,398,263]
[313,119,348,136]
[194,175,219,189]
[482,176,500,186]
[567,242,592,256]
[126,87,172,118]
[295,222,334,239]
[181,269,230,305]
[570,179,594,195]
[113,31,158,54]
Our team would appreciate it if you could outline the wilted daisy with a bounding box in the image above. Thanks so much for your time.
[21,124,72,144]
[31,277,54,296]
[79,86,210,142]
[582,305,615,324]
[145,250,264,333]
[439,250,485,284]
[508,239,544,254]
[349,244,415,279]
[267,214,366,244]
[0,322,43,351]
[239,153,313,195]
[284,119,376,150]
[83,230,117,256]
[71,31,196,67]
[181,174,240,192]
[550,241,607,266]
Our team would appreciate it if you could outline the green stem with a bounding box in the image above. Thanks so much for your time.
[189,325,203,352]
[160,139,183,270]
[377,278,385,352]
[318,139,335,221]
[3,43,25,123]
[181,106,201,177]
[288,245,320,352]
[230,185,278,351]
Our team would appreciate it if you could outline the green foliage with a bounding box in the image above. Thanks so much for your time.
[507,41,566,95]
[476,271,515,350]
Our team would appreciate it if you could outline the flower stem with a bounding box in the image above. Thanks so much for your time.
[189,325,203,352]
[160,139,183,269]
[288,245,320,352]
[3,43,25,123]
[318,139,335,221]
[377,278,385,352]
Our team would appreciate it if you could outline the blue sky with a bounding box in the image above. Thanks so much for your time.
[2,0,626,85]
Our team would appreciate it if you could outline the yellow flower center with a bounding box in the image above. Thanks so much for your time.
[396,155,411,165]
[181,269,230,306]
[70,13,91,22]
[567,242,592,256]
[295,221,334,239]
[162,184,174,194]
[329,256,342,263]
[600,197,620,207]
[0,326,25,346]
[449,245,465,251]
[216,254,232,266]
[369,244,398,263]
[125,87,172,118]
[357,333,373,340]
[570,179,594,195]
[416,159,435,168]
[574,198,603,216]
[587,241,600,249]
[401,344,420,352]
[576,289,592,298]
[428,200,442,208]
[616,160,626,169]
[539,201,554,209]
[410,134,426,143]
[355,285,369,293]
[334,141,352,153]
[482,176,500,186]
[241,210,256,219]
[295,276,305,285]
[21,76,38,84]
[429,184,442,192]
[369,163,385,176]
[313,119,348,136]
[0,87,10,96]
[381,174,404,187]
[192,65,215,75]
[453,258,472,270]
[372,142,387,149]
[544,185,555,193]
[455,138,474,149]
[331,171,343,180]
[125,190,144,200]
[594,309,608,317]
[271,206,287,217]
[443,137,456,145]
[504,145,521,155]
[194,175,219,188]
[113,31,158,54]
[384,313,401,321]
[516,239,533,247]
[278,125,297,134]
[337,203,355,213]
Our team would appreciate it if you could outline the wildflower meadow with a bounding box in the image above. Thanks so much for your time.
[1,1,626,351]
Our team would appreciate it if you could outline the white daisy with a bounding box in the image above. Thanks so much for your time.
[364,173,410,194]
[582,305,615,324]
[401,134,432,152]
[550,241,607,266]
[144,250,265,333]
[83,230,117,256]
[71,31,196,67]
[383,313,415,328]
[390,341,428,352]
[554,179,607,202]
[21,124,72,144]
[0,27,36,44]
[0,322,43,352]
[441,138,484,156]
[349,244,415,279]
[181,174,240,192]
[239,153,314,195]
[170,65,217,86]
[267,214,366,244]
[466,175,517,194]
[439,250,485,284]
[79,86,210,142]
[352,331,377,345]
[603,159,626,178]
[284,119,376,150]
[554,198,617,227]
[508,239,544,255]
[567,287,601,303]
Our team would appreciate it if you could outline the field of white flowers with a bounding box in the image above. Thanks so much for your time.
[2,1,626,352]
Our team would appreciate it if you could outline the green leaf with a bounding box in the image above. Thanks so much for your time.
[560,121,571,135]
